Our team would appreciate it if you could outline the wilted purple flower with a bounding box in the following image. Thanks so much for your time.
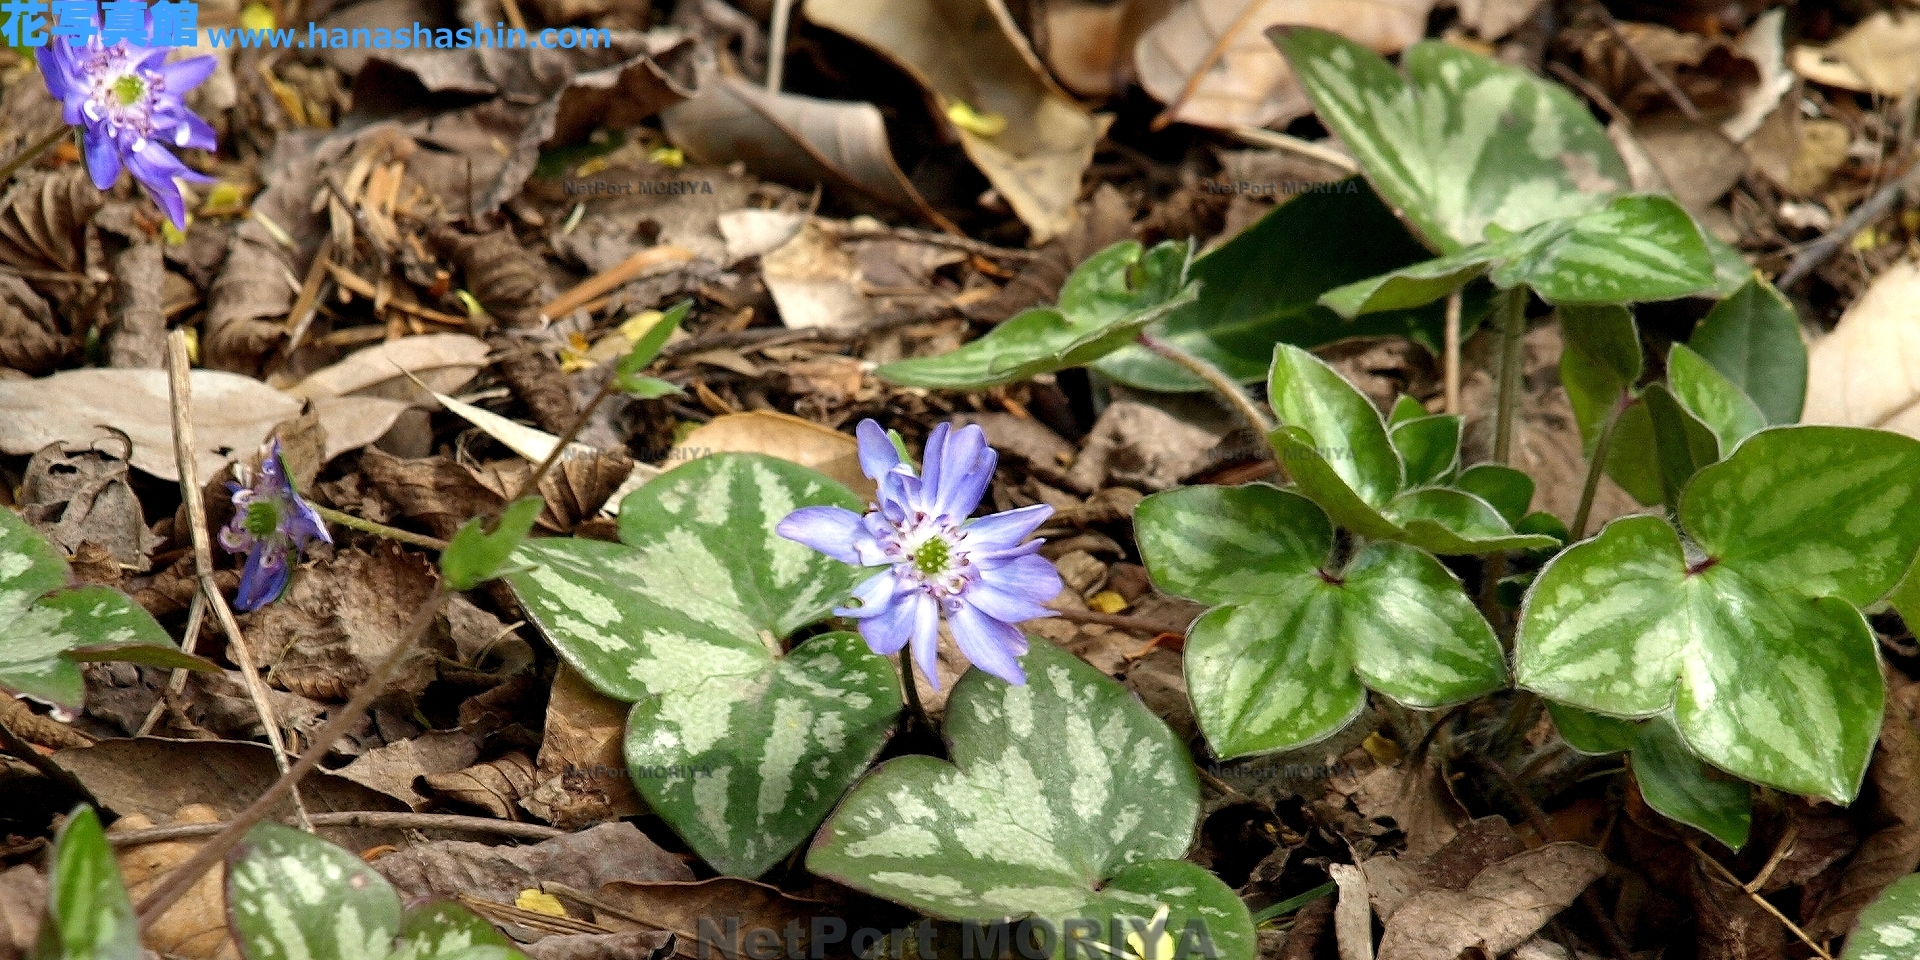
[778,420,1063,687]
[219,440,330,611]
[36,5,217,229]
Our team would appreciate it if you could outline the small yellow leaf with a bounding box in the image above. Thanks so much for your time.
[182,328,200,365]
[455,289,485,318]
[199,181,253,218]
[559,332,595,373]
[649,146,686,168]
[1088,590,1129,614]
[1362,731,1402,766]
[946,101,1008,137]
[161,219,189,246]
[515,889,569,917]
[240,3,277,30]
[1851,229,1881,252]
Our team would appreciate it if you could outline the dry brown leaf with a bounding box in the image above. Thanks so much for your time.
[1361,817,1527,922]
[1330,863,1374,960]
[1133,0,1434,131]
[421,752,539,820]
[243,544,444,701]
[0,864,45,960]
[0,272,74,375]
[0,368,300,481]
[18,443,161,571]
[1806,674,1920,940]
[1792,10,1920,97]
[1803,260,1920,437]
[525,664,646,830]
[289,333,491,404]
[113,805,238,960]
[336,729,484,810]
[671,411,876,499]
[1374,844,1608,960]
[471,449,640,532]
[372,821,693,904]
[595,877,848,960]
[1689,856,1789,960]
[356,448,505,539]
[803,0,1111,242]
[762,221,875,331]
[1066,399,1227,494]
[524,932,677,960]
[1456,0,1546,39]
[1040,0,1177,98]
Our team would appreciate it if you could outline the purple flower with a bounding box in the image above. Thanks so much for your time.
[219,440,330,611]
[36,5,217,230]
[778,420,1063,687]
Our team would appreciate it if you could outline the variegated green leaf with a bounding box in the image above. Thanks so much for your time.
[510,455,899,876]
[1844,874,1920,960]
[877,240,1197,390]
[809,641,1252,960]
[1137,485,1504,757]
[1095,182,1459,392]
[1667,344,1766,456]
[1389,415,1461,487]
[228,822,403,960]
[1690,274,1805,425]
[1630,716,1751,851]
[1271,27,1625,253]
[0,510,213,711]
[34,806,138,960]
[1267,344,1401,504]
[1549,701,1637,755]
[1892,562,1920,629]
[393,902,522,960]
[1514,508,1888,801]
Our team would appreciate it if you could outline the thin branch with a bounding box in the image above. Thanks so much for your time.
[109,810,563,848]
[310,504,450,551]
[1571,397,1628,541]
[1778,160,1920,289]
[1475,756,1635,960]
[0,124,70,185]
[1442,288,1462,415]
[1686,839,1836,960]
[1138,333,1274,435]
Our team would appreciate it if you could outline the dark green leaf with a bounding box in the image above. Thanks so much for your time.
[1454,464,1534,525]
[1689,275,1805,425]
[1631,717,1751,851]
[1390,416,1461,487]
[1388,395,1427,426]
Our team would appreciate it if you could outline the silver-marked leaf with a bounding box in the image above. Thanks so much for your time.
[1683,427,1920,607]
[877,240,1197,390]
[1267,344,1401,505]
[1667,344,1766,456]
[1272,28,1625,254]
[1319,244,1500,318]
[1690,275,1805,425]
[227,822,403,960]
[1843,874,1920,960]
[1454,464,1533,525]
[37,806,138,960]
[394,902,522,960]
[1137,485,1504,757]
[511,455,898,876]
[1515,513,1885,801]
[1893,563,1920,630]
[1630,716,1751,851]
[0,510,214,711]
[808,641,1252,960]
[1095,182,1459,392]
[624,631,898,879]
[1390,415,1461,487]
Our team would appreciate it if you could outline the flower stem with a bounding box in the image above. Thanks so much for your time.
[310,504,450,551]
[1137,333,1274,435]
[1491,285,1529,465]
[513,374,619,502]
[136,589,452,931]
[1570,397,1628,541]
[899,656,932,734]
[0,125,69,187]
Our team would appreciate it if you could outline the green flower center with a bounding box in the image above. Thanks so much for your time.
[244,501,282,539]
[911,537,951,577]
[112,74,146,107]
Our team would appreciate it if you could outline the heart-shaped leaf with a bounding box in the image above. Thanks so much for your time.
[1517,427,1920,801]
[1095,181,1461,391]
[510,454,900,876]
[229,822,404,960]
[1843,874,1920,960]
[39,806,139,960]
[877,240,1197,390]
[1323,196,1717,316]
[0,510,214,711]
[1689,275,1805,426]
[1389,415,1461,487]
[1271,27,1625,253]
[1454,464,1534,525]
[1268,344,1401,505]
[1137,485,1504,756]
[1550,705,1750,850]
[809,641,1254,960]
[1667,344,1767,456]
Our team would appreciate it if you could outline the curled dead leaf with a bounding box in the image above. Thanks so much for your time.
[1804,260,1919,437]
[671,411,876,499]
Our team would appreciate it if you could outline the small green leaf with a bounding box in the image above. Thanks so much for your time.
[808,641,1255,960]
[878,241,1197,389]
[394,902,522,960]
[0,511,213,711]
[34,807,138,960]
[228,822,403,960]
[1095,183,1460,391]
[1630,716,1751,851]
[1559,305,1661,506]
[1390,416,1461,487]
[1892,562,1920,629]
[1690,275,1805,425]
[1561,304,1641,386]
[441,497,545,592]
[1453,464,1534,525]
[1319,246,1500,318]
[1137,485,1504,757]
[1267,344,1401,506]
[615,374,683,399]
[1843,874,1920,960]
[1549,702,1638,755]
[1667,344,1766,456]
[1388,395,1427,426]
[512,455,898,876]
[618,299,693,376]
[1272,27,1625,253]
[1642,384,1718,508]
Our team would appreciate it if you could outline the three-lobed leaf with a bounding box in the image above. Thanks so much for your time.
[1843,874,1920,960]
[33,807,138,960]
[510,454,899,876]
[0,509,214,711]
[877,240,1197,390]
[1137,484,1504,756]
[809,640,1255,960]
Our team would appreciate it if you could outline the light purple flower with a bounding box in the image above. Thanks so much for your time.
[36,4,217,230]
[219,440,330,611]
[778,420,1063,687]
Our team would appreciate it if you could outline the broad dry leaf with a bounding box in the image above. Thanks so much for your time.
[241,544,444,701]
[1040,0,1177,97]
[595,877,848,960]
[112,805,236,960]
[288,332,490,403]
[1133,0,1435,131]
[1803,260,1920,436]
[670,411,875,499]
[1375,844,1608,960]
[421,751,538,820]
[1456,0,1545,40]
[0,369,300,481]
[372,821,692,904]
[525,664,645,830]
[803,0,1112,242]
[0,864,45,960]
[1792,10,1920,97]
[1330,863,1374,960]
[336,729,484,810]
[762,221,876,331]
